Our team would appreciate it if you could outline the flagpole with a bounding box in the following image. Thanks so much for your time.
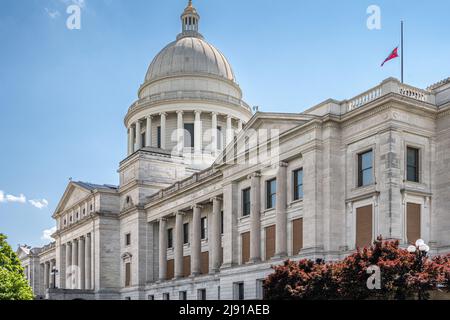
[401,20,404,83]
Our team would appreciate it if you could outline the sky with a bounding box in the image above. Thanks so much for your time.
[0,0,449,249]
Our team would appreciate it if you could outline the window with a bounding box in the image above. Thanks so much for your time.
[201,217,207,240]
[265,225,276,260]
[167,228,173,248]
[83,208,86,215]
[217,126,223,149]
[125,233,131,246]
[358,150,373,187]
[183,223,189,244]
[220,211,224,235]
[242,188,251,216]
[292,218,303,255]
[356,205,373,248]
[407,203,421,244]
[125,262,131,287]
[90,204,93,211]
[141,132,146,148]
[184,123,195,149]
[162,293,170,300]
[256,279,266,300]
[293,169,304,201]
[198,289,207,300]
[147,295,154,300]
[407,147,420,182]
[266,179,277,209]
[234,282,245,300]
[241,232,250,264]
[157,126,161,148]
[179,291,187,300]
[124,297,131,300]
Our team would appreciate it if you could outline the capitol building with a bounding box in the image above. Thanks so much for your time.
[18,1,450,300]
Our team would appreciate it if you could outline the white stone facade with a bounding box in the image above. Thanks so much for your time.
[19,1,450,300]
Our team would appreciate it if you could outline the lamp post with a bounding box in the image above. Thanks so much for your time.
[407,239,430,300]
[51,266,59,289]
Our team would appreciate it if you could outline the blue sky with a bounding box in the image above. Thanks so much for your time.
[0,0,449,248]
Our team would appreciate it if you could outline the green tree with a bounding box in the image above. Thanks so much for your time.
[0,234,33,300]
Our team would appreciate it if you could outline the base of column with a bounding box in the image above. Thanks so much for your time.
[248,257,261,264]
[189,272,201,278]
[272,252,288,260]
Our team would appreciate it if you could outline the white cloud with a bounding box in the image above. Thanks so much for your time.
[0,191,4,203]
[29,199,49,209]
[41,226,57,242]
[45,8,61,19]
[59,0,86,8]
[5,193,26,203]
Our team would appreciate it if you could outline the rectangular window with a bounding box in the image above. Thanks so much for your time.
[183,223,189,244]
[201,217,207,240]
[141,132,146,148]
[220,210,224,234]
[356,205,373,248]
[167,259,174,280]
[147,295,154,300]
[256,279,265,300]
[125,262,131,287]
[162,293,170,300]
[217,126,223,149]
[201,251,209,275]
[293,169,304,201]
[407,147,420,182]
[242,188,251,216]
[358,150,373,187]
[241,232,250,264]
[183,255,191,278]
[407,203,421,245]
[167,228,173,249]
[265,225,276,260]
[125,233,131,246]
[234,282,245,300]
[292,218,303,255]
[157,126,161,148]
[184,123,195,149]
[179,291,187,300]
[266,179,277,209]
[198,289,207,300]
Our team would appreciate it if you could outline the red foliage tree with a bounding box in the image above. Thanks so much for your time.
[263,237,450,300]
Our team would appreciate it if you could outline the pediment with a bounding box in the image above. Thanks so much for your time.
[53,182,91,216]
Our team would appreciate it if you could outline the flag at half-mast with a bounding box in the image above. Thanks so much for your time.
[381,47,399,67]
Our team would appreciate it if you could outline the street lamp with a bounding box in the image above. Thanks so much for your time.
[51,266,59,289]
[408,239,431,300]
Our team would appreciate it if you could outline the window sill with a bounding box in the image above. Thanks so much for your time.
[289,199,303,207]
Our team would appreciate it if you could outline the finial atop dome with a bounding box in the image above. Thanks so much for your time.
[179,0,202,39]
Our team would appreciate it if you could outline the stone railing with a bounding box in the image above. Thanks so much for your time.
[129,90,251,114]
[147,167,219,203]
[346,78,434,112]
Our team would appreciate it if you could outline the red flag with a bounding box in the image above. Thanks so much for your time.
[381,47,399,66]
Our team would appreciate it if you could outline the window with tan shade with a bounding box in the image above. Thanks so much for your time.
[265,225,276,260]
[183,256,191,278]
[241,232,250,264]
[407,203,421,244]
[292,218,303,255]
[201,251,209,275]
[167,259,174,280]
[356,205,373,248]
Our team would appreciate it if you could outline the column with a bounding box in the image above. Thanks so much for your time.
[134,120,141,151]
[211,197,223,272]
[238,120,243,132]
[191,205,202,276]
[226,115,233,146]
[44,262,49,289]
[174,211,184,279]
[72,239,78,289]
[158,218,168,281]
[85,234,91,290]
[249,172,261,263]
[177,111,184,153]
[194,110,202,154]
[145,116,152,147]
[65,242,72,289]
[211,112,218,154]
[128,127,133,155]
[275,162,288,257]
[78,236,85,290]
[160,113,167,149]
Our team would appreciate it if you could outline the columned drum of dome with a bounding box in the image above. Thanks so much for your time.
[124,1,252,169]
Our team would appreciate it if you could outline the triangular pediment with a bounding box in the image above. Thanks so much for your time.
[53,182,91,216]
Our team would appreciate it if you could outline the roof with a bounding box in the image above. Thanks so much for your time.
[72,181,118,191]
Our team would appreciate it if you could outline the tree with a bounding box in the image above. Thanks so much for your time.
[263,237,450,300]
[0,234,33,300]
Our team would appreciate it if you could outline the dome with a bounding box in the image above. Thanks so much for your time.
[145,36,236,83]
